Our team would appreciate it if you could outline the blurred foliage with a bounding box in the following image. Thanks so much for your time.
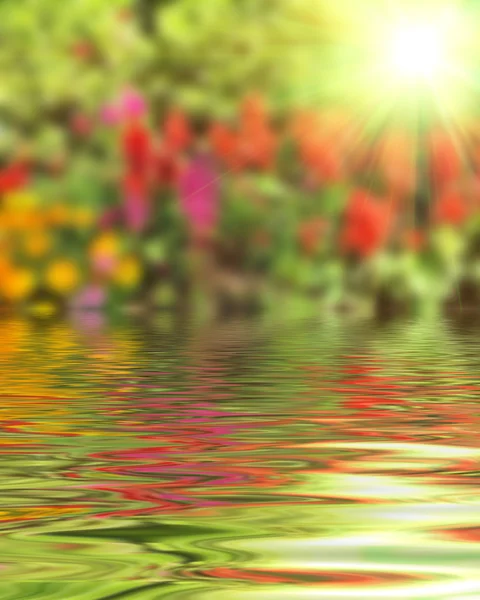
[0,0,327,143]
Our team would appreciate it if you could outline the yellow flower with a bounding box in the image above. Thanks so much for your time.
[90,231,121,258]
[3,192,40,212]
[9,210,28,230]
[113,255,143,289]
[45,260,81,295]
[0,257,12,277]
[23,231,51,258]
[47,204,71,227]
[1,268,35,302]
[26,300,59,319]
[72,206,95,229]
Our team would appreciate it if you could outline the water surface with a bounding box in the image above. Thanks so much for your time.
[0,313,479,599]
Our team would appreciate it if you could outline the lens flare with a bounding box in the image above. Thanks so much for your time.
[389,22,447,81]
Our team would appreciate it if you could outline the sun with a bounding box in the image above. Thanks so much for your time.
[389,22,447,81]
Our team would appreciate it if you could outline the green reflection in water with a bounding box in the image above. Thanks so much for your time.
[0,313,479,599]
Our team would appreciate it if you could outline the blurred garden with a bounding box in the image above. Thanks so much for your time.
[3,0,480,317]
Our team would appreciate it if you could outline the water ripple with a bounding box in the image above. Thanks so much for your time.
[0,315,480,598]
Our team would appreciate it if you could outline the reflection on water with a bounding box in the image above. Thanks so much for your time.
[0,313,480,599]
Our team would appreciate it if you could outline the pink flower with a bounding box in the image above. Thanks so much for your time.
[93,254,117,277]
[120,87,147,120]
[71,285,106,309]
[124,194,150,234]
[179,154,219,239]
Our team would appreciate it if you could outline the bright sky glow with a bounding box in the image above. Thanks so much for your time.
[290,1,477,126]
[389,22,447,81]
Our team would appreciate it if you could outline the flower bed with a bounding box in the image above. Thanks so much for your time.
[0,90,479,316]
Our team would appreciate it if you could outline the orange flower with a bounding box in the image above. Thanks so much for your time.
[434,190,469,226]
[23,231,51,258]
[236,94,277,171]
[240,93,267,130]
[0,257,11,279]
[237,127,277,171]
[1,268,35,302]
[291,110,320,141]
[209,123,238,165]
[379,131,416,196]
[300,138,342,183]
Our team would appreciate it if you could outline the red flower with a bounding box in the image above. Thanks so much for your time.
[209,123,238,165]
[122,169,149,198]
[237,127,277,171]
[153,143,182,187]
[241,93,267,131]
[163,108,192,153]
[300,139,342,183]
[430,132,461,190]
[234,94,277,171]
[0,161,30,194]
[122,122,152,173]
[434,190,468,226]
[341,190,392,258]
[293,110,351,183]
